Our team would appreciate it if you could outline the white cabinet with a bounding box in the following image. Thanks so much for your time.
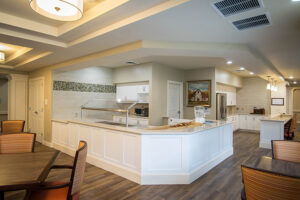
[238,115,264,131]
[227,115,239,131]
[226,92,236,106]
[116,84,149,103]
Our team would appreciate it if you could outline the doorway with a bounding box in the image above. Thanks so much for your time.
[167,80,183,119]
[28,77,44,143]
[0,76,8,130]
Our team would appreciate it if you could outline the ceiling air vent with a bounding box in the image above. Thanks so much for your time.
[232,14,270,30]
[213,0,262,17]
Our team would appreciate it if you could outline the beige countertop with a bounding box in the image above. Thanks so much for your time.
[261,114,292,124]
[52,119,232,135]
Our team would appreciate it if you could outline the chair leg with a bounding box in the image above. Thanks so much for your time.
[0,191,4,200]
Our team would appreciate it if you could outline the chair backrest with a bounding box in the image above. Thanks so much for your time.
[0,133,36,154]
[272,140,300,163]
[289,114,298,134]
[1,120,25,133]
[242,165,300,200]
[68,141,87,197]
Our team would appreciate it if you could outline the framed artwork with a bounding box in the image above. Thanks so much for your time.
[186,80,211,107]
[271,98,284,106]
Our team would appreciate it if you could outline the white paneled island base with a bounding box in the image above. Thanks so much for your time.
[52,120,233,185]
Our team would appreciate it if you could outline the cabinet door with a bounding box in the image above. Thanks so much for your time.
[116,86,138,102]
[231,93,236,105]
[226,92,231,106]
[247,116,255,130]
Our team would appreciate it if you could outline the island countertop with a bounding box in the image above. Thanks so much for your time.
[260,114,292,124]
[52,119,232,135]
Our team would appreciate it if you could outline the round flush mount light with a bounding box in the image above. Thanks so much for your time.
[29,0,83,21]
[293,81,297,84]
[226,60,232,65]
[289,76,294,79]
[0,44,8,51]
[249,72,254,75]
[240,67,245,71]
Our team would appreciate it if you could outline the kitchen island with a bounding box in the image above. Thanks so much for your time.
[260,114,293,149]
[51,119,233,185]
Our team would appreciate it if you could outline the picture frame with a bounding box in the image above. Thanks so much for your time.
[271,98,284,106]
[186,80,211,107]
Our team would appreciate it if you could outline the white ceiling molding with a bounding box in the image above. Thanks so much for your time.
[5,47,33,63]
[0,28,67,48]
[58,0,130,36]
[0,64,14,69]
[0,12,57,36]
[15,51,53,67]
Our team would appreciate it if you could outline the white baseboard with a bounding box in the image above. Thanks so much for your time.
[42,140,53,148]
[141,148,233,185]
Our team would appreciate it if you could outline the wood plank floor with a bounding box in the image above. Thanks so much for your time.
[5,126,300,200]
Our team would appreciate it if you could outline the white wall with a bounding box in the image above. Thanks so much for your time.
[271,82,288,115]
[237,77,271,114]
[52,67,117,120]
[113,63,152,84]
[215,68,242,88]
[150,63,185,125]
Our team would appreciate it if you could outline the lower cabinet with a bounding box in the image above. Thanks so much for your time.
[238,115,264,131]
[52,121,141,171]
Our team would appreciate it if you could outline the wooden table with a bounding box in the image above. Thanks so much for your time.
[0,151,60,199]
[243,156,300,178]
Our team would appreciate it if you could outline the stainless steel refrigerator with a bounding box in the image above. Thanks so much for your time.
[216,93,227,120]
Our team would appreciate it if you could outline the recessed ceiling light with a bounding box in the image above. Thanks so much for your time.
[249,72,254,75]
[0,44,8,50]
[226,60,232,65]
[240,67,245,71]
[291,0,300,2]
[279,76,284,80]
[289,76,294,79]
[293,81,297,84]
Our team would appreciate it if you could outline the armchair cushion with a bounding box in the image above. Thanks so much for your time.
[28,181,70,200]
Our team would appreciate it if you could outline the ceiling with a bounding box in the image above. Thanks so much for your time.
[0,0,299,84]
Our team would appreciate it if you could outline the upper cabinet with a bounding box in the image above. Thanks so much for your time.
[227,92,236,106]
[116,84,150,103]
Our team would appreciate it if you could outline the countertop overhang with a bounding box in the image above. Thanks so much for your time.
[52,119,232,135]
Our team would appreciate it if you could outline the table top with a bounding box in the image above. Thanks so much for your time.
[243,156,300,178]
[0,151,60,191]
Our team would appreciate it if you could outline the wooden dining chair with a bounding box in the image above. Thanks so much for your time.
[0,133,36,154]
[26,141,87,200]
[241,165,300,200]
[1,120,25,134]
[272,140,300,163]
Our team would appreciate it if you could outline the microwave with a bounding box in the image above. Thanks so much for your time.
[134,108,149,117]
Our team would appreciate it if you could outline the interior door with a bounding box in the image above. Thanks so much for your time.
[167,81,182,119]
[29,78,44,143]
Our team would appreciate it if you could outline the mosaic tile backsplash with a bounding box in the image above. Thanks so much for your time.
[53,80,116,93]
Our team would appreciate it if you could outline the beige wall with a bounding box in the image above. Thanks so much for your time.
[150,63,184,125]
[215,68,242,88]
[184,67,216,120]
[237,77,271,114]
